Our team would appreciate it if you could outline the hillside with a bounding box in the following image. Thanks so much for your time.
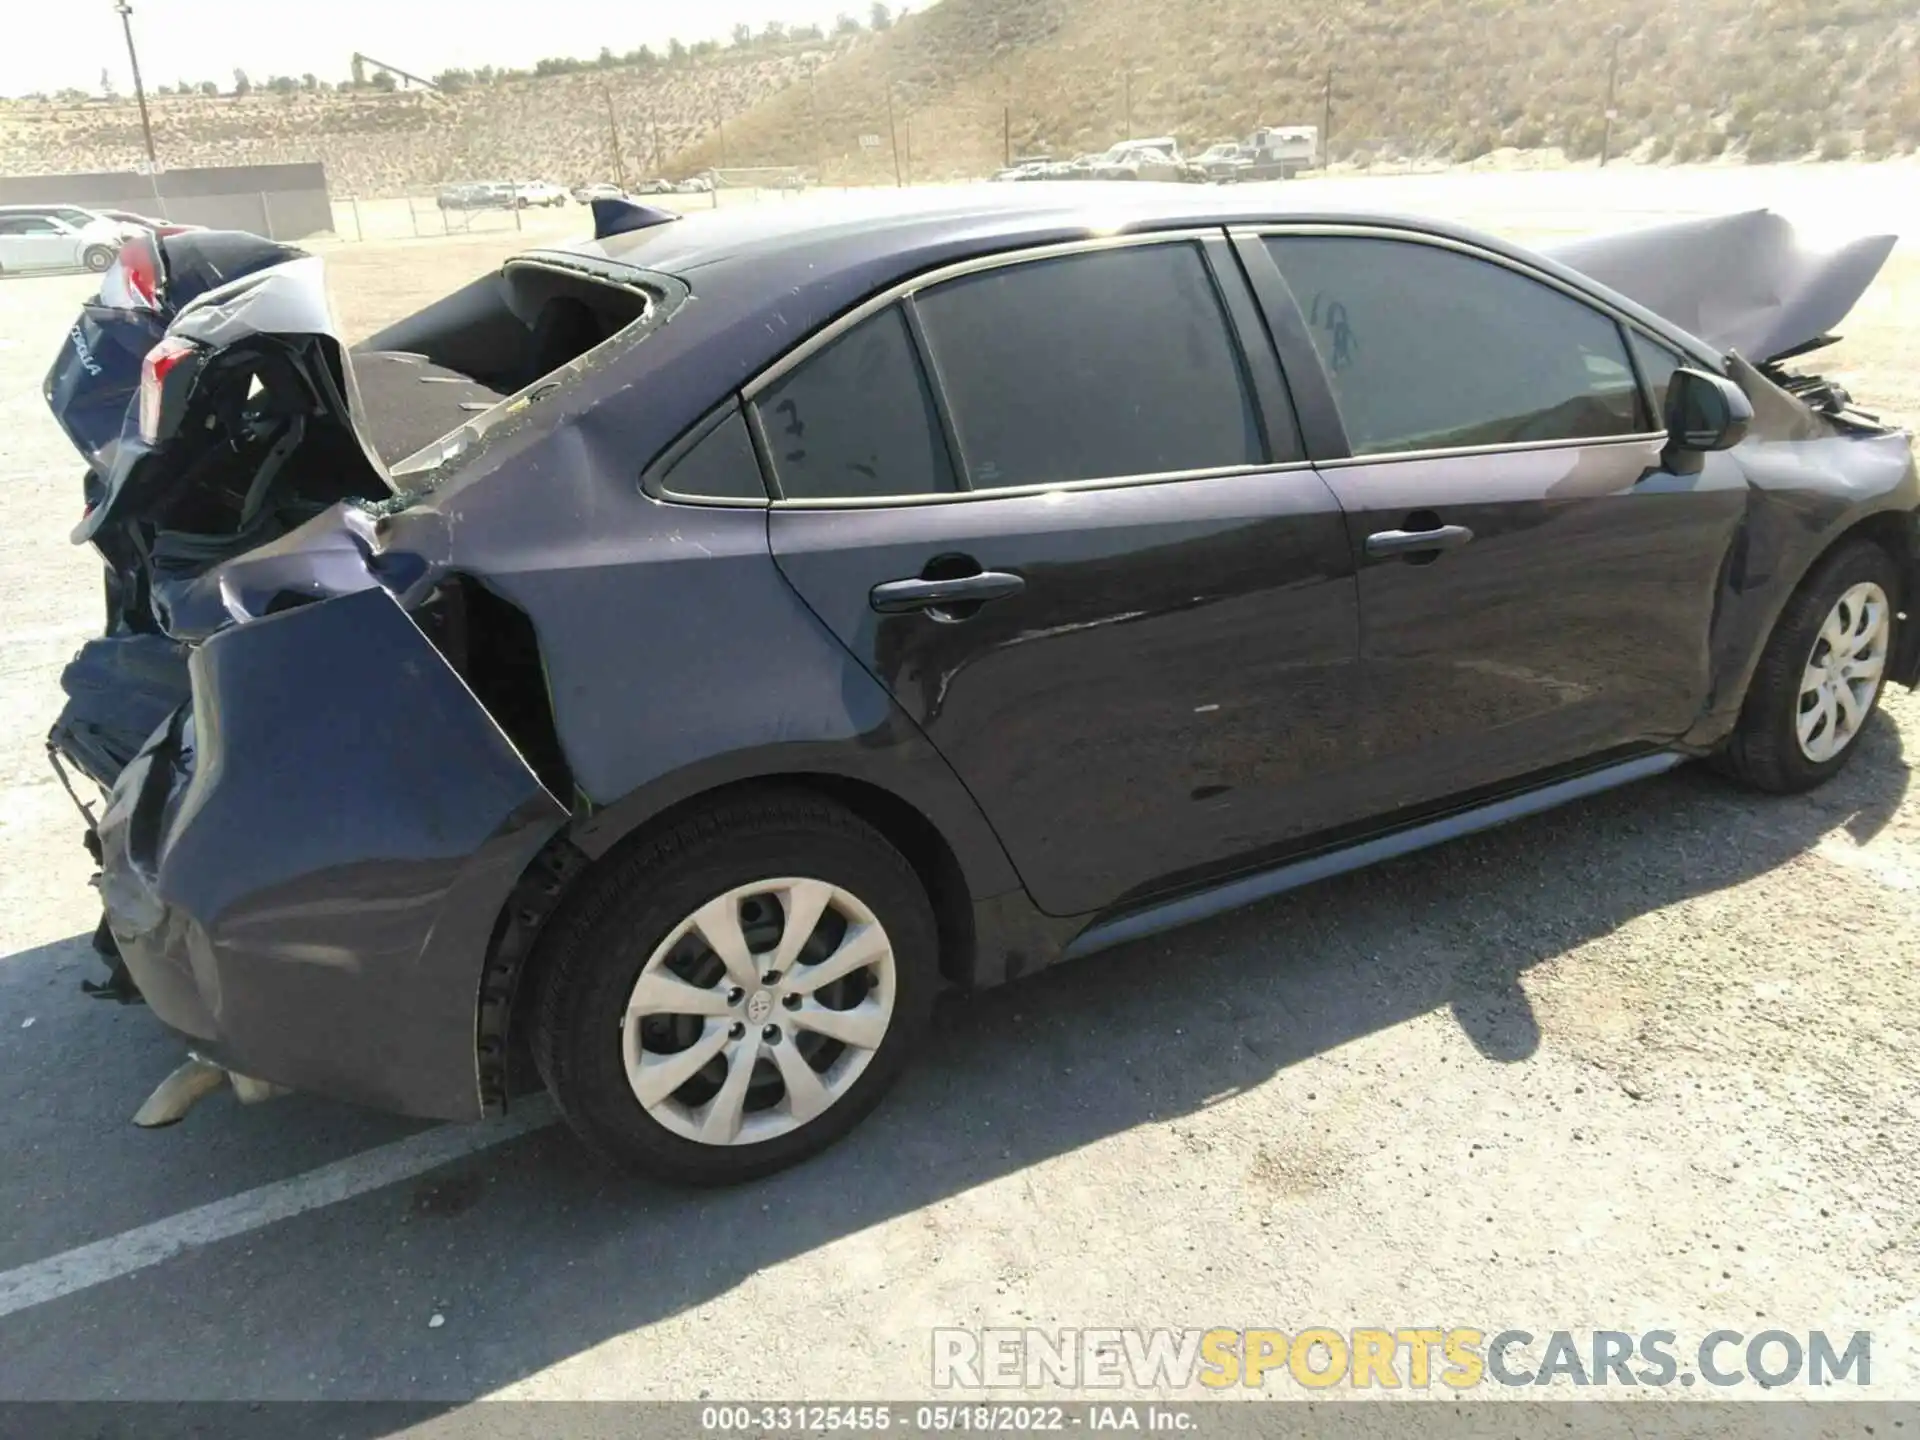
[672,0,1920,179]
[0,41,853,196]
[2,0,1916,196]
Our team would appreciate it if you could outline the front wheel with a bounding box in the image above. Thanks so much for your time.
[531,792,939,1184]
[1718,539,1902,792]
[83,245,116,272]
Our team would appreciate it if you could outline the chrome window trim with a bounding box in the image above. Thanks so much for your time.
[766,459,1316,510]
[741,227,1225,401]
[1239,222,1697,458]
[1314,430,1668,471]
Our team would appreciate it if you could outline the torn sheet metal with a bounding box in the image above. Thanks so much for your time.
[1548,210,1897,364]
[96,587,566,1119]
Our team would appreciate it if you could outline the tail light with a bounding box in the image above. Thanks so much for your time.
[100,234,161,312]
[138,336,200,444]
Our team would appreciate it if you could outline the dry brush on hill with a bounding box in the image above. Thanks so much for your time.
[3,0,1916,194]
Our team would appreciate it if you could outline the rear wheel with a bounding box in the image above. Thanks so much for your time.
[531,793,939,1184]
[1718,539,1901,793]
[83,245,116,272]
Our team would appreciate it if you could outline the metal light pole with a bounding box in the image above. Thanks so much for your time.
[1322,64,1335,160]
[885,85,902,187]
[114,1,159,169]
[601,85,627,189]
[1599,25,1625,167]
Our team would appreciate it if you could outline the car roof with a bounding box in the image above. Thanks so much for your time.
[548,183,1577,303]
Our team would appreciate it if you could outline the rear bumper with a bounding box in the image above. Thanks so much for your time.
[96,587,566,1121]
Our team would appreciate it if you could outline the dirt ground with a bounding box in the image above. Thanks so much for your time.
[0,163,1916,1405]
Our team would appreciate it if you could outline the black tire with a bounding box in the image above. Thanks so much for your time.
[1717,538,1903,793]
[83,245,116,272]
[531,791,939,1184]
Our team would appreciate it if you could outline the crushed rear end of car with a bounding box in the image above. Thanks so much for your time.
[52,212,689,1120]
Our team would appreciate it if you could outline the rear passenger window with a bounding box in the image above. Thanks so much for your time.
[1267,236,1648,457]
[654,403,767,502]
[753,305,956,501]
[914,242,1269,489]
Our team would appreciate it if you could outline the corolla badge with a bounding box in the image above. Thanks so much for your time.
[68,325,103,378]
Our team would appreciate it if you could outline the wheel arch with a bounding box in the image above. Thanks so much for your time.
[1800,508,1918,686]
[583,770,980,990]
[482,767,994,1114]
[1843,506,1920,687]
[1694,499,1920,750]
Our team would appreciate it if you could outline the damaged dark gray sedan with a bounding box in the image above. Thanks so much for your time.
[46,189,1919,1183]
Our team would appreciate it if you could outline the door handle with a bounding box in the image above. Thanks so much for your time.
[1364,524,1474,559]
[869,571,1025,614]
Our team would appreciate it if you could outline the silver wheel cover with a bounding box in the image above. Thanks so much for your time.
[620,878,896,1146]
[1796,581,1890,763]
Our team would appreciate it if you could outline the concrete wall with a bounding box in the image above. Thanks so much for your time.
[0,163,333,240]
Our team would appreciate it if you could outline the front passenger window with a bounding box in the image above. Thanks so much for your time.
[1267,236,1648,457]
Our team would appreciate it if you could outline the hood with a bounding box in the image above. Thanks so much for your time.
[1547,210,1896,365]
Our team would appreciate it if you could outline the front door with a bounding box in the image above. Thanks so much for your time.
[756,237,1366,917]
[1256,231,1748,814]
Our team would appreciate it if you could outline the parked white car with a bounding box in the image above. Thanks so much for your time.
[0,206,145,274]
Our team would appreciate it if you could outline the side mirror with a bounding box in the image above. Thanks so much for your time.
[1664,367,1753,464]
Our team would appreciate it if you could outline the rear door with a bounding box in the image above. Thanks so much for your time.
[1240,228,1748,814]
[757,234,1365,918]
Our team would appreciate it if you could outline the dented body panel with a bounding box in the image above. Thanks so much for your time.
[96,588,564,1119]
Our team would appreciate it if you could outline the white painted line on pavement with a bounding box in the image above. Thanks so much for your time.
[0,1096,557,1320]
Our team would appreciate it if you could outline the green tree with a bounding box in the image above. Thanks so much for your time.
[198,80,218,97]
[870,2,893,30]
[267,74,298,95]
[667,37,687,62]
[835,11,863,33]
[369,68,397,92]
[231,68,251,96]
[731,22,754,47]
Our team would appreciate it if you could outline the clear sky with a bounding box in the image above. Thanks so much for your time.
[3,0,871,97]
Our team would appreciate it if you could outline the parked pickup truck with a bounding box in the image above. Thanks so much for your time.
[1197,125,1320,181]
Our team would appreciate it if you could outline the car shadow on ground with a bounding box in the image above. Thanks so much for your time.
[0,714,1908,1402]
